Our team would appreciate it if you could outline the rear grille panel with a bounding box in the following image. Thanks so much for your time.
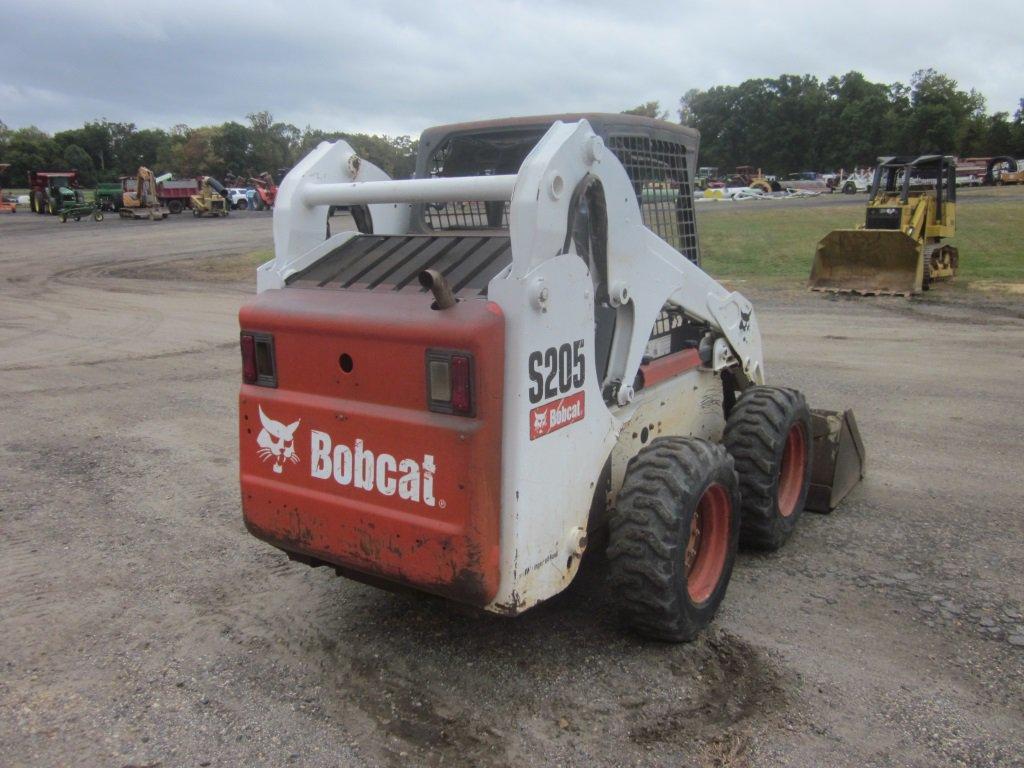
[286,235,513,297]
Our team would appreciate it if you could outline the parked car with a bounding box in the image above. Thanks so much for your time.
[225,187,251,210]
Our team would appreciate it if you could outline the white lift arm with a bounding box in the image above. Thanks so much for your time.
[503,120,764,393]
[264,121,764,389]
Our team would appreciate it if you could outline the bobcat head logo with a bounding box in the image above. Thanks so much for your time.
[257,406,300,474]
[739,308,752,333]
[533,410,548,433]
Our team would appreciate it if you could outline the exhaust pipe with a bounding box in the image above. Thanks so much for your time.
[419,268,456,310]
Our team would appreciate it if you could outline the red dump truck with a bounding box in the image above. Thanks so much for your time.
[122,176,200,214]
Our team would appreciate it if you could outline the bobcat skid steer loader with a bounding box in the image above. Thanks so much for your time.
[239,115,864,641]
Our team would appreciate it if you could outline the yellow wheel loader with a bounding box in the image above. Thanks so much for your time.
[809,155,959,295]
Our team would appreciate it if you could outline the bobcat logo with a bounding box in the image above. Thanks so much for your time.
[533,410,549,434]
[257,406,300,474]
[739,308,752,333]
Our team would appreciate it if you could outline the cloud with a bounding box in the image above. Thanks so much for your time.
[3,0,1022,136]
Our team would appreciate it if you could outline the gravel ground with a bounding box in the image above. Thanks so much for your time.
[1,208,1022,768]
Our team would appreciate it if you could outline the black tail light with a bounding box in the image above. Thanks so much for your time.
[426,349,474,416]
[240,332,277,387]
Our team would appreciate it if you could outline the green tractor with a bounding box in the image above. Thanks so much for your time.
[28,171,85,215]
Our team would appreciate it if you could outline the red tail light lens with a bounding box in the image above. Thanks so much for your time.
[241,333,257,383]
[240,331,277,387]
[426,350,474,416]
[450,355,471,414]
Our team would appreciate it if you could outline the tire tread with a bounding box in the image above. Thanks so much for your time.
[608,437,738,641]
[724,386,811,550]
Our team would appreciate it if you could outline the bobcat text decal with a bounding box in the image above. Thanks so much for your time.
[530,391,585,440]
[528,339,586,440]
[309,430,438,507]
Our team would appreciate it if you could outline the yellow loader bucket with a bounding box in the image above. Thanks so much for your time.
[809,229,924,295]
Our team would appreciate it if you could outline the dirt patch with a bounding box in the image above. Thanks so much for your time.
[627,632,785,745]
[113,249,272,283]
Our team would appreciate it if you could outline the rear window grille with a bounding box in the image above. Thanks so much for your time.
[424,200,509,230]
[420,130,698,264]
[606,135,698,263]
[423,135,520,232]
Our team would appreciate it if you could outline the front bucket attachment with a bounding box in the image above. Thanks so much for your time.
[809,229,923,295]
[806,409,866,513]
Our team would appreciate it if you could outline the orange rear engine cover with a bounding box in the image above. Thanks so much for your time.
[239,289,505,606]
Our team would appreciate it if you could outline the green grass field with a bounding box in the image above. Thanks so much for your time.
[698,193,1024,289]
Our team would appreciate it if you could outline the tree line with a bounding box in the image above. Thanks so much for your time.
[666,69,1024,173]
[0,111,418,187]
[3,68,1022,188]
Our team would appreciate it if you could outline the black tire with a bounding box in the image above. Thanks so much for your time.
[167,200,183,214]
[724,386,812,551]
[236,199,248,210]
[608,437,741,642]
[843,181,856,194]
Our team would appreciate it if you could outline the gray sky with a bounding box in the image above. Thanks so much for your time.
[4,0,1023,136]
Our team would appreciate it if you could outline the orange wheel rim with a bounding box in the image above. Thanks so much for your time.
[777,422,807,518]
[685,483,731,604]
